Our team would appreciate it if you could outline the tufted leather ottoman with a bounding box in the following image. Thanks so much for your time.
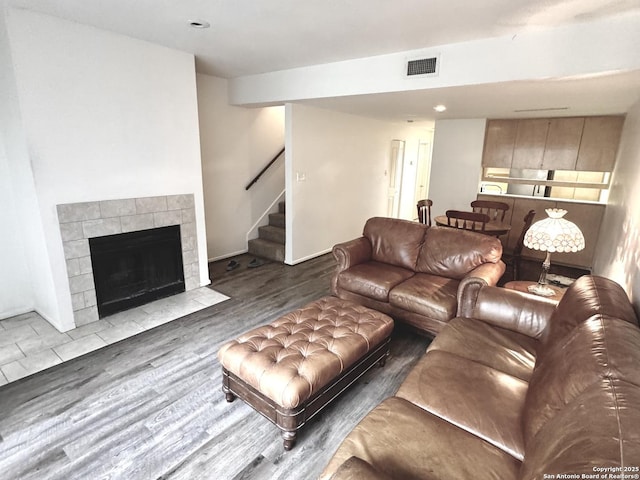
[217,296,394,450]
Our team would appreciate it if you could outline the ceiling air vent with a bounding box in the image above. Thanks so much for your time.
[406,56,438,77]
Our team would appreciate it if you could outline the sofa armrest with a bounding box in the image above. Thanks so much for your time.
[332,237,372,271]
[332,237,372,295]
[328,457,393,480]
[458,284,558,339]
[456,261,506,316]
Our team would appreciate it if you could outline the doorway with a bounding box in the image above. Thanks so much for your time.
[413,139,433,208]
[387,139,405,218]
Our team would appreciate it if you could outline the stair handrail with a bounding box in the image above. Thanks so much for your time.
[245,147,285,190]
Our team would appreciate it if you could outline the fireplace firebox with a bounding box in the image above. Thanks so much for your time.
[89,225,185,318]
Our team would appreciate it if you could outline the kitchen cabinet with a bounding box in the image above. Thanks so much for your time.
[576,116,624,171]
[482,120,517,168]
[511,119,549,169]
[477,194,604,270]
[482,115,623,172]
[541,117,584,170]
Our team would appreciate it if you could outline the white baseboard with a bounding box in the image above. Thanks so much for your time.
[0,306,34,321]
[287,248,333,265]
[208,249,248,263]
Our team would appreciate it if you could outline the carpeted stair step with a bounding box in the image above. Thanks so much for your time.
[278,201,285,214]
[269,212,285,228]
[248,238,285,262]
[258,225,285,244]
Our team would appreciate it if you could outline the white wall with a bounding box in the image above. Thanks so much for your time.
[196,74,285,260]
[0,9,54,321]
[3,9,208,330]
[428,119,486,217]
[0,136,33,317]
[592,99,640,314]
[230,13,640,105]
[285,103,431,264]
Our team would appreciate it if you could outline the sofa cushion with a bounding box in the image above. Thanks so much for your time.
[415,227,502,280]
[363,217,427,270]
[388,273,458,322]
[427,317,538,381]
[523,316,640,445]
[520,379,640,480]
[396,350,528,460]
[318,396,521,480]
[337,261,414,302]
[328,457,394,480]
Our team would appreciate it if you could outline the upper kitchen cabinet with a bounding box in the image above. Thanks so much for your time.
[541,117,584,170]
[511,119,550,169]
[482,119,517,168]
[576,116,625,171]
[481,115,624,172]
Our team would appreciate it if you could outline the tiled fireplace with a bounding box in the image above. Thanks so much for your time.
[57,194,200,327]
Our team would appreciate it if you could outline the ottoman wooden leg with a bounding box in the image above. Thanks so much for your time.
[222,385,236,402]
[282,430,297,451]
[377,352,389,367]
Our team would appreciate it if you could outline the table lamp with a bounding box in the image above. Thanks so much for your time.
[523,208,585,296]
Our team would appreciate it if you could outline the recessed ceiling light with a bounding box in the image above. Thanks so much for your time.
[433,104,447,112]
[189,19,210,29]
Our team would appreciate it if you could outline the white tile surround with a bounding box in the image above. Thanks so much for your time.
[0,286,229,385]
[57,194,200,327]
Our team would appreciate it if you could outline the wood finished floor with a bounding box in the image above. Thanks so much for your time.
[0,253,431,480]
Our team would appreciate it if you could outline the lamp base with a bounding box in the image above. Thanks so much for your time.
[527,283,556,297]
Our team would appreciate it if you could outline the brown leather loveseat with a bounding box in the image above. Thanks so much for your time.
[320,275,640,479]
[332,216,505,336]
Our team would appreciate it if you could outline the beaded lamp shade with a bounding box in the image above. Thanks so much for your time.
[524,208,585,253]
[523,208,585,296]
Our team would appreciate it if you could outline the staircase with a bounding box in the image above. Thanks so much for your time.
[248,202,285,262]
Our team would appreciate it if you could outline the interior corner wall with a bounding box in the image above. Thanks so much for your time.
[428,119,486,217]
[0,8,51,321]
[196,73,285,261]
[0,136,34,318]
[5,8,208,331]
[592,98,640,313]
[285,103,429,264]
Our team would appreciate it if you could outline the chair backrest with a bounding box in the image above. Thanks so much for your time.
[416,199,433,226]
[510,209,536,280]
[445,210,490,232]
[471,200,510,222]
[513,210,536,257]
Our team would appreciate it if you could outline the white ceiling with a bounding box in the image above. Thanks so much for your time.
[4,0,640,121]
[301,70,640,124]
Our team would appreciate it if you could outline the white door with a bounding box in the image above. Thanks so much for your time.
[414,139,433,209]
[387,140,405,218]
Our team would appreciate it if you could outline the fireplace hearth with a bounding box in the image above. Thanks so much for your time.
[90,225,185,318]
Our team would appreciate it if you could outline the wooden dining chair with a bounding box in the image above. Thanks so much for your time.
[416,199,433,226]
[471,200,510,222]
[445,210,490,232]
[508,209,536,281]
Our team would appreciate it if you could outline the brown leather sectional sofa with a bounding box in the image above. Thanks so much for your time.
[332,217,505,336]
[320,275,640,479]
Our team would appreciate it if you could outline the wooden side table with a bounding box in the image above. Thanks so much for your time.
[504,280,566,302]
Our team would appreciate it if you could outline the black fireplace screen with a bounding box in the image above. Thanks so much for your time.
[89,225,185,318]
